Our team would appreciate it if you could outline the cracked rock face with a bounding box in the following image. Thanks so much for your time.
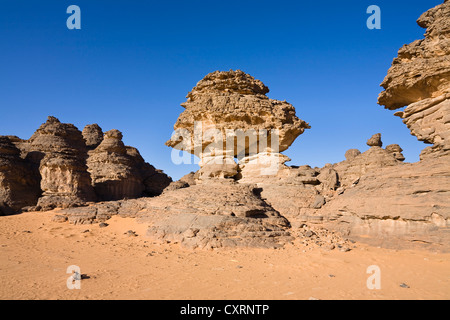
[333,135,404,188]
[27,117,96,210]
[87,129,145,201]
[59,181,295,249]
[0,137,41,214]
[317,156,450,251]
[166,70,310,179]
[1,116,171,213]
[87,130,172,201]
[82,124,104,150]
[378,0,450,158]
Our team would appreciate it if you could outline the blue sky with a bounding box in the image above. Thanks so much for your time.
[0,0,442,180]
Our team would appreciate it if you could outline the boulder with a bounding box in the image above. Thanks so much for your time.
[366,133,382,147]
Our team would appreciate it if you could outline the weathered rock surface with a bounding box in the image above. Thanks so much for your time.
[385,144,406,161]
[25,117,96,210]
[57,179,352,250]
[139,182,295,249]
[58,181,295,248]
[366,133,382,147]
[0,117,171,213]
[0,137,41,214]
[344,149,361,161]
[313,1,450,251]
[87,130,171,201]
[378,0,450,158]
[235,163,324,226]
[82,124,103,150]
[166,70,310,179]
[316,156,450,251]
[87,129,145,201]
[57,198,149,224]
[125,146,172,197]
[332,136,404,188]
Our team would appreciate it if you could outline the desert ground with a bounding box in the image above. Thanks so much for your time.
[1,210,448,300]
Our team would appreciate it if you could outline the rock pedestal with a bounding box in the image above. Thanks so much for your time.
[166,70,310,180]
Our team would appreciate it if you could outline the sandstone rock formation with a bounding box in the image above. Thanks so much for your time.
[310,1,450,251]
[5,3,450,254]
[125,146,172,197]
[317,156,450,251]
[385,144,405,161]
[87,129,144,201]
[366,133,382,147]
[0,117,171,213]
[86,129,172,201]
[245,134,406,229]
[57,181,292,248]
[332,134,404,188]
[0,137,41,215]
[344,149,361,161]
[166,70,310,180]
[25,116,96,210]
[378,0,450,159]
[82,124,103,150]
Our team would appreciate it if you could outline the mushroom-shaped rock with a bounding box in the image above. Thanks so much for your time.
[166,70,310,180]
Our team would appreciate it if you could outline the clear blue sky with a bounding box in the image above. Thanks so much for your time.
[0,0,442,180]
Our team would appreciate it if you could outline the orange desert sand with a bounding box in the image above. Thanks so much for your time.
[1,210,449,300]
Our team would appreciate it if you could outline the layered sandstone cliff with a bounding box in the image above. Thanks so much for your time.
[0,117,171,213]
[312,1,450,250]
[378,0,450,159]
[0,137,41,215]
[26,116,96,210]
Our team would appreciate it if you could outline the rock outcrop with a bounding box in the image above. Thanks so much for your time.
[378,0,450,159]
[309,1,450,251]
[57,179,352,250]
[57,181,293,248]
[366,133,382,147]
[5,3,450,253]
[253,134,405,226]
[385,144,405,161]
[332,134,404,188]
[166,70,310,180]
[0,117,171,213]
[0,137,41,215]
[87,129,171,201]
[87,129,144,201]
[317,156,450,251]
[82,124,103,150]
[25,117,96,210]
[125,146,172,197]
